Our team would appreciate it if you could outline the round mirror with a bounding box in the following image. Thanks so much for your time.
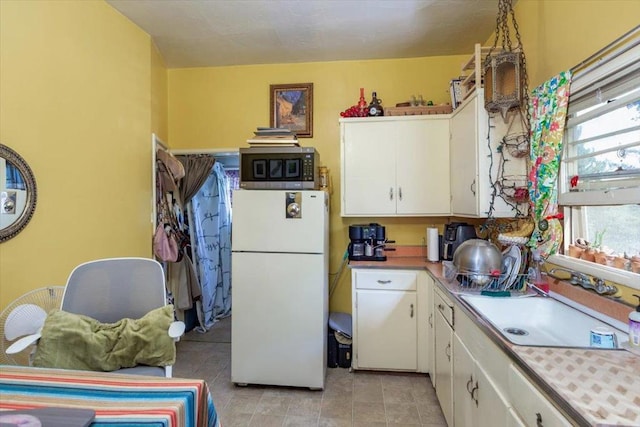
[0,144,38,243]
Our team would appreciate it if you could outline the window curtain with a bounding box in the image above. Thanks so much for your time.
[527,71,572,258]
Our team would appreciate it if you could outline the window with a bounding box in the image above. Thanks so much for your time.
[553,28,640,288]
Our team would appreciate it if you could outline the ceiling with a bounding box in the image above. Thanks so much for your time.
[105,0,502,69]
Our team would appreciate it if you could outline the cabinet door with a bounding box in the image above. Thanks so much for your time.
[341,120,397,215]
[508,365,572,427]
[355,289,417,370]
[450,94,479,216]
[434,310,454,427]
[426,276,436,385]
[453,334,475,427]
[396,118,450,215]
[475,364,510,427]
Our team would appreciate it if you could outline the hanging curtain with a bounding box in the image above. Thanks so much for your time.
[190,162,232,330]
[5,164,26,190]
[527,71,572,258]
[177,155,217,204]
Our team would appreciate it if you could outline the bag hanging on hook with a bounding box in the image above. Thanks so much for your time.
[153,223,179,262]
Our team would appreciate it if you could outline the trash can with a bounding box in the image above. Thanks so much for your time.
[327,312,352,368]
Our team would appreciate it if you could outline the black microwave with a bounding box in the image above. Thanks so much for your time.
[239,146,320,190]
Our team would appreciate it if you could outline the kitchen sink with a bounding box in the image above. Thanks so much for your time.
[460,294,628,348]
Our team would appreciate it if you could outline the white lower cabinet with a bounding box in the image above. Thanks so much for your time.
[351,269,429,372]
[453,334,509,427]
[508,365,572,427]
[434,287,454,426]
[426,275,436,387]
[432,281,573,427]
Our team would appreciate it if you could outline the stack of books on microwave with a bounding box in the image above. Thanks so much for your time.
[247,127,299,146]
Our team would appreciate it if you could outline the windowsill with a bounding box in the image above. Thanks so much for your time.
[547,254,640,290]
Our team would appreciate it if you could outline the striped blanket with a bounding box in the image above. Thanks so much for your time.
[0,365,219,427]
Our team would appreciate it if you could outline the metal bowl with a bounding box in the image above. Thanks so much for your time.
[452,239,502,285]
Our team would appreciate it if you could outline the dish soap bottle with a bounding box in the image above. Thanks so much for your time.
[629,294,640,348]
[529,250,549,294]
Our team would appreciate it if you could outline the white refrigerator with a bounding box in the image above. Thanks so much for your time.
[231,190,329,389]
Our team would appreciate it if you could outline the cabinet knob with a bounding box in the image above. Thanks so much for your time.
[428,313,433,327]
[466,376,474,393]
[445,343,451,361]
[398,187,403,201]
[536,413,543,427]
[470,179,476,196]
[389,187,394,200]
[410,303,414,318]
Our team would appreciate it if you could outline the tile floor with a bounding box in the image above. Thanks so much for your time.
[173,317,447,427]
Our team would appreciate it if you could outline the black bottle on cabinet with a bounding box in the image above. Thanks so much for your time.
[367,91,384,116]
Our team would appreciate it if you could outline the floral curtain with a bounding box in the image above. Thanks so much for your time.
[527,71,572,258]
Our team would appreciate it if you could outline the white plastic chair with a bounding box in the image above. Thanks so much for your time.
[7,257,185,377]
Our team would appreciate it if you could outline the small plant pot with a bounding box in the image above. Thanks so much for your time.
[581,249,596,262]
[568,245,584,258]
[594,252,614,266]
[613,256,629,270]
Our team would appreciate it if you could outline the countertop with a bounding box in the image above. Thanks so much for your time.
[348,246,640,427]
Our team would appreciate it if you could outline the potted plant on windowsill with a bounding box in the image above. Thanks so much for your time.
[568,238,588,259]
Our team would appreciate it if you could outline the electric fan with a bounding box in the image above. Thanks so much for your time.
[0,286,64,365]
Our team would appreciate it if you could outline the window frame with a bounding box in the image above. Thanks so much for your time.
[549,27,640,290]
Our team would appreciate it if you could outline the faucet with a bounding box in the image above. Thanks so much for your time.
[547,267,618,296]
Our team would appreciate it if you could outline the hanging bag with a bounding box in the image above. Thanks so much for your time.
[153,223,179,262]
[154,165,183,262]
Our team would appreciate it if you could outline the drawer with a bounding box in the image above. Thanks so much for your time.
[508,364,572,427]
[354,270,417,291]
[434,287,454,327]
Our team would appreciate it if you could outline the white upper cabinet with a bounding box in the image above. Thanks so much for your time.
[450,89,528,218]
[340,116,451,217]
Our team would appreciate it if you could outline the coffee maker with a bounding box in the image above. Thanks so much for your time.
[348,223,388,261]
[442,222,477,260]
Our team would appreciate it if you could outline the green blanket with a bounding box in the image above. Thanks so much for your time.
[32,305,176,371]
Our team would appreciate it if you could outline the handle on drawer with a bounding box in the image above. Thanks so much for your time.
[376,280,392,284]
[536,413,543,427]
[410,303,414,318]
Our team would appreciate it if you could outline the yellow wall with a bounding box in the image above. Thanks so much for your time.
[0,0,159,309]
[513,0,640,88]
[151,42,169,144]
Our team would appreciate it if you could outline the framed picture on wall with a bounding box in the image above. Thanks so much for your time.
[270,83,313,138]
